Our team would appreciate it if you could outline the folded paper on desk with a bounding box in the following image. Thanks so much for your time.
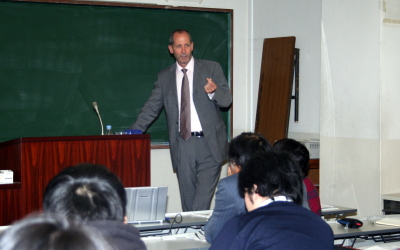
[375,217,400,227]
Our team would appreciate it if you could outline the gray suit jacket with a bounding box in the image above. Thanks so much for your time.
[205,174,246,243]
[131,58,232,171]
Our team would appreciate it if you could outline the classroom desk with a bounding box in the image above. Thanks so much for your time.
[133,210,211,235]
[330,215,400,247]
[144,219,383,250]
[134,206,357,235]
[330,220,400,239]
[142,233,210,250]
[357,241,400,249]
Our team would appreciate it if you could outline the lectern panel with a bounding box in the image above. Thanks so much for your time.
[0,135,150,226]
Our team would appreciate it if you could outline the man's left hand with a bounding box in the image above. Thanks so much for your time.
[204,78,217,94]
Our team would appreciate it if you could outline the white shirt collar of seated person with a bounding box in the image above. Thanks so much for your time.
[245,185,293,212]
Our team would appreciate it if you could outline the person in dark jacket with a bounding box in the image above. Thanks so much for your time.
[210,152,333,250]
[273,138,322,215]
[205,133,311,243]
[43,163,146,250]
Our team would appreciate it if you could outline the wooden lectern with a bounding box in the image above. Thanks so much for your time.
[0,135,150,226]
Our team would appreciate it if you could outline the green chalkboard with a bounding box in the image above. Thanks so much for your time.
[0,0,232,144]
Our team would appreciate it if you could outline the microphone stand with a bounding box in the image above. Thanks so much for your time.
[92,102,104,135]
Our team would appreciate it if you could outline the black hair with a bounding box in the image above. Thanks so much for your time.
[168,28,192,45]
[43,163,126,222]
[0,213,112,250]
[273,138,310,177]
[229,132,272,167]
[238,151,303,205]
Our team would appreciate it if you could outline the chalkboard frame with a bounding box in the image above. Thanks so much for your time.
[0,0,233,148]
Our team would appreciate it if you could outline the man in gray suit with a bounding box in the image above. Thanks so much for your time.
[130,29,232,211]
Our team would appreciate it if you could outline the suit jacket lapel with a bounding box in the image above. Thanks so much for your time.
[166,64,178,110]
[192,58,204,104]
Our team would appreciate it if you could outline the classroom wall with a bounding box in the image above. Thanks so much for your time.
[250,0,400,217]
[251,0,322,140]
[320,0,381,216]
[320,0,400,216]
[380,0,400,196]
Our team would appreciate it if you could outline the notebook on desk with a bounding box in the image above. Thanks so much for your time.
[125,186,168,224]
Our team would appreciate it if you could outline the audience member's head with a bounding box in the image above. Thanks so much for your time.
[273,138,310,177]
[239,152,303,209]
[228,132,272,175]
[43,163,126,222]
[0,213,112,250]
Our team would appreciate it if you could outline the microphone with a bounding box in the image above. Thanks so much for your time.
[92,102,104,135]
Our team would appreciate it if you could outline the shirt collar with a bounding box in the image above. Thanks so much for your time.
[176,57,194,73]
[258,195,293,208]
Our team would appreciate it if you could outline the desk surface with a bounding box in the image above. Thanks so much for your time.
[329,215,400,239]
[133,210,211,232]
[143,218,378,250]
[142,233,210,250]
[134,207,357,233]
[357,241,400,249]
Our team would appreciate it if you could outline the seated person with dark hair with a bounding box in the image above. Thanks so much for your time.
[273,138,322,215]
[210,152,333,250]
[0,213,112,250]
[204,132,272,243]
[43,163,146,250]
[205,132,311,243]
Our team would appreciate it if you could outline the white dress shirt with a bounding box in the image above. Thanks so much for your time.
[175,57,203,132]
